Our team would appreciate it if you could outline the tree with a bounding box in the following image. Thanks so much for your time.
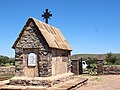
[9,58,15,65]
[0,55,14,66]
[105,52,117,64]
[0,55,9,65]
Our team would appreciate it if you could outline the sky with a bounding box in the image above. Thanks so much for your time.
[0,0,120,57]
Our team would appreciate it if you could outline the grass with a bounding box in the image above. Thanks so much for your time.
[0,74,15,80]
[90,77,101,81]
[0,63,14,67]
[115,59,120,65]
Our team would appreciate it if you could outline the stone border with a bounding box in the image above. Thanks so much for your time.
[9,73,74,87]
[0,66,15,75]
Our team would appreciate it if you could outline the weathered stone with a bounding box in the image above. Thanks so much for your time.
[9,73,74,87]
[103,65,120,74]
[97,60,104,75]
[71,60,80,75]
[0,66,15,75]
[97,60,120,75]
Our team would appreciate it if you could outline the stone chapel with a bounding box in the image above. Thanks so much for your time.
[12,17,72,77]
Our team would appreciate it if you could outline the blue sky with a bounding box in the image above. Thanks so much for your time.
[0,0,120,57]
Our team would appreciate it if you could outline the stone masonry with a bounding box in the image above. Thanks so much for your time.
[0,66,15,75]
[12,18,72,77]
[97,60,120,75]
[14,21,52,77]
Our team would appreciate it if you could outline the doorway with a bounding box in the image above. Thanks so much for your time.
[23,49,39,77]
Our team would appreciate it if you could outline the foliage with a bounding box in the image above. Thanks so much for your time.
[0,74,15,80]
[0,55,15,66]
[8,58,15,65]
[71,53,120,65]
[115,59,120,65]
[84,57,97,65]
[105,52,117,64]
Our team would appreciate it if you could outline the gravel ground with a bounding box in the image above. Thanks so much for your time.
[77,75,120,90]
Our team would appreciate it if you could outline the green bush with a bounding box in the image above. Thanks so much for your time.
[84,57,97,65]
[105,52,117,65]
[0,55,15,66]
[115,59,120,65]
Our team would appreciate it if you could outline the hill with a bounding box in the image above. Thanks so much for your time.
[71,53,120,60]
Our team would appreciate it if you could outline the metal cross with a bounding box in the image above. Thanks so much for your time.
[42,9,52,24]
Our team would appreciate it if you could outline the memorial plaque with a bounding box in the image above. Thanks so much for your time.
[28,53,37,66]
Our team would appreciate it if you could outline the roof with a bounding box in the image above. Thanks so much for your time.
[12,17,72,51]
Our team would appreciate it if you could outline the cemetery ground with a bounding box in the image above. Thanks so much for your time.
[0,74,120,90]
[77,74,120,90]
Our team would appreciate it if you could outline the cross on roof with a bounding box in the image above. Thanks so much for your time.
[42,9,52,24]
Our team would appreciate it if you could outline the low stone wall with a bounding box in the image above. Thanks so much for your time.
[0,66,15,75]
[103,65,120,74]
[97,60,120,75]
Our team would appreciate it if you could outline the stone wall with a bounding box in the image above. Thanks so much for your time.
[15,48,24,76]
[0,66,15,74]
[103,65,120,74]
[97,60,104,75]
[52,57,68,75]
[97,60,120,75]
[51,49,71,75]
[71,60,80,75]
[14,21,52,77]
[39,50,52,77]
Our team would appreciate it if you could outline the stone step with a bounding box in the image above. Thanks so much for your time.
[0,76,88,90]
[0,80,9,86]
[0,85,47,90]
[9,73,74,87]
[49,77,88,90]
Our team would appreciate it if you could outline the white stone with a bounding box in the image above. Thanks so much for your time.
[28,53,37,66]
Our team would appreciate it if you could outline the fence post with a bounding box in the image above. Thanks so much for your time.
[97,60,104,75]
[79,58,83,74]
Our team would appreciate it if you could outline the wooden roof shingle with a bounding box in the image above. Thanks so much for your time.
[12,17,72,51]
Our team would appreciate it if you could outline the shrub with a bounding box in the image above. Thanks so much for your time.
[84,57,97,65]
[105,52,117,64]
[0,55,15,66]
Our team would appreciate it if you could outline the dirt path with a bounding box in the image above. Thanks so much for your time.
[77,75,120,90]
